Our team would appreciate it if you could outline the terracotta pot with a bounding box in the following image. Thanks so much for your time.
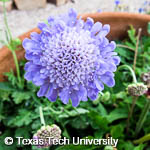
[0,28,40,81]
[0,12,150,81]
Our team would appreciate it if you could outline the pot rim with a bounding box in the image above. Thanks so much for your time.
[0,12,150,81]
[81,12,150,19]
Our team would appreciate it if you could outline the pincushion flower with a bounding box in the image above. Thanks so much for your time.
[33,125,61,148]
[23,8,120,107]
[127,83,148,97]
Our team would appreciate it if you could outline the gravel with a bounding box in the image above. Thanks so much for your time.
[0,0,144,48]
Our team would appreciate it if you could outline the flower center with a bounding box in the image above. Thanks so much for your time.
[40,27,99,88]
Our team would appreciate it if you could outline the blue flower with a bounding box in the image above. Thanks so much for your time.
[97,9,102,13]
[23,9,120,107]
[144,1,148,6]
[115,0,120,5]
[138,8,143,13]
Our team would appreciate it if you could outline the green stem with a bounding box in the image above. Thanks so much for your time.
[48,107,62,115]
[133,133,150,144]
[11,50,21,85]
[135,99,150,136]
[32,93,42,106]
[118,65,137,83]
[133,28,142,72]
[126,96,138,133]
[39,106,46,126]
[118,65,138,133]
[3,1,22,86]
[3,1,12,42]
[117,44,135,51]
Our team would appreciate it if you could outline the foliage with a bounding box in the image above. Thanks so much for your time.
[1,24,150,150]
[0,0,22,88]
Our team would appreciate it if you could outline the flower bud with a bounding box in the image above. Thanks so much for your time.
[141,72,150,88]
[127,83,148,97]
[93,92,110,105]
[33,124,61,148]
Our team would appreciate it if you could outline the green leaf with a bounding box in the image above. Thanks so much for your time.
[143,36,150,51]
[58,114,69,118]
[133,144,145,150]
[0,100,5,121]
[56,144,96,150]
[111,124,124,138]
[127,25,137,46]
[88,111,108,130]
[75,108,89,114]
[0,90,10,101]
[0,82,14,91]
[62,128,70,139]
[11,38,22,51]
[94,129,105,138]
[12,91,31,104]
[70,115,89,129]
[13,38,21,46]
[31,119,41,130]
[148,22,150,34]
[115,91,127,99]
[70,108,89,116]
[15,127,30,138]
[97,103,108,116]
[4,70,17,86]
[104,146,114,150]
[7,109,33,127]
[107,108,128,123]
[124,41,135,49]
[116,47,134,60]
[32,145,47,150]
[59,108,89,118]
[118,140,134,150]
[16,109,33,126]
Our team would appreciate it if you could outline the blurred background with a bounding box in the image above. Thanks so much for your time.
[0,0,149,49]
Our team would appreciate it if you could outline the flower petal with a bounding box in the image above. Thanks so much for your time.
[100,71,115,87]
[23,38,41,52]
[87,88,99,100]
[70,91,80,107]
[98,24,110,37]
[30,32,41,42]
[59,89,70,104]
[94,76,104,91]
[91,22,102,36]
[47,89,57,102]
[38,22,47,30]
[67,8,77,27]
[37,82,49,97]
[84,17,94,30]
[78,85,88,101]
[112,56,121,65]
